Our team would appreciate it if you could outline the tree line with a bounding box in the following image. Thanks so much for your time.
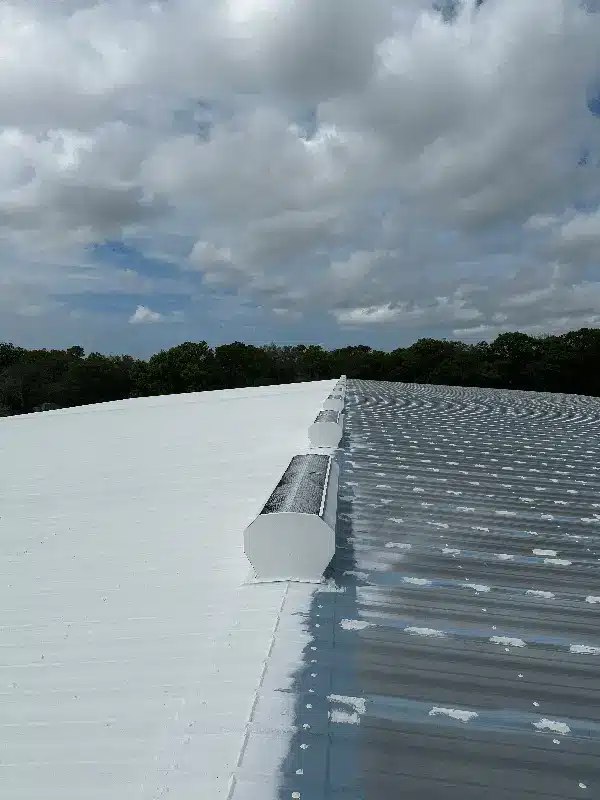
[1,327,599,416]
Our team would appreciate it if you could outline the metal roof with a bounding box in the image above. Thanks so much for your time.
[273,379,600,800]
[0,380,338,800]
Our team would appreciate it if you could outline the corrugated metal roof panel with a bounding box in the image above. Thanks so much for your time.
[275,379,600,799]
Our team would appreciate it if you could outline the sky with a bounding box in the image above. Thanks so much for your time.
[1,0,600,358]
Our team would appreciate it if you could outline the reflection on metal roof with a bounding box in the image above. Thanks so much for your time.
[274,380,600,800]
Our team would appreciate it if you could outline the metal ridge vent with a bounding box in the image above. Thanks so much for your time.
[309,408,344,448]
[244,453,339,582]
[323,393,345,413]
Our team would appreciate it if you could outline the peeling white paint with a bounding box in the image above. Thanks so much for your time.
[329,709,360,725]
[403,577,432,587]
[490,636,527,648]
[495,554,515,561]
[385,542,411,550]
[340,619,371,631]
[526,590,555,599]
[570,644,600,655]
[465,584,491,593]
[585,596,600,604]
[533,719,571,735]
[328,694,366,726]
[429,707,478,723]
[405,626,446,638]
[533,549,557,557]
[342,569,370,579]
[544,558,572,566]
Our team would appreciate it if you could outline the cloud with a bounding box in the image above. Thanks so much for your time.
[551,208,600,264]
[1,0,600,351]
[334,291,484,328]
[129,304,184,325]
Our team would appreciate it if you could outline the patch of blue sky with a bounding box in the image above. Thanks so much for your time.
[172,98,218,141]
[293,106,318,140]
[578,83,600,170]
[55,291,193,317]
[170,95,285,140]
[88,240,180,280]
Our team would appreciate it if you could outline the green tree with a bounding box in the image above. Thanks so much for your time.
[488,332,542,389]
[213,342,282,389]
[139,341,215,396]
[295,345,333,381]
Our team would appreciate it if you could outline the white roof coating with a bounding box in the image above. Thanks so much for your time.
[1,379,336,799]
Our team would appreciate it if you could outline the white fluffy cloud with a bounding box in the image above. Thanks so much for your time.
[1,0,600,350]
[129,304,184,324]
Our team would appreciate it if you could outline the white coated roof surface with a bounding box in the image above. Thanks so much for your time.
[1,380,337,799]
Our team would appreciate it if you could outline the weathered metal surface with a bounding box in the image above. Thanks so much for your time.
[276,380,600,800]
[314,409,341,425]
[260,453,331,516]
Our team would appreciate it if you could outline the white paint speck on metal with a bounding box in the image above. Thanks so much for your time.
[403,577,433,586]
[405,626,446,638]
[490,636,527,648]
[429,707,479,723]
[533,719,571,735]
[570,644,600,655]
[339,619,371,631]
[328,694,366,726]
[465,583,491,593]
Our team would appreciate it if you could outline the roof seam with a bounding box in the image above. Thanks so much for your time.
[227,582,291,799]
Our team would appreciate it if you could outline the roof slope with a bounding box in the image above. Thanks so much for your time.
[280,380,600,799]
[0,380,336,799]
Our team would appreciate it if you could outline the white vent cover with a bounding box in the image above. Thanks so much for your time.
[244,453,339,581]
[308,408,344,449]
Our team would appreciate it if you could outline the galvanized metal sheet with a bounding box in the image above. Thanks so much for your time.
[261,453,331,516]
[276,380,600,799]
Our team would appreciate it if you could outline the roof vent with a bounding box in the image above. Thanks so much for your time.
[244,453,338,582]
[322,375,346,412]
[322,392,344,412]
[308,408,344,448]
